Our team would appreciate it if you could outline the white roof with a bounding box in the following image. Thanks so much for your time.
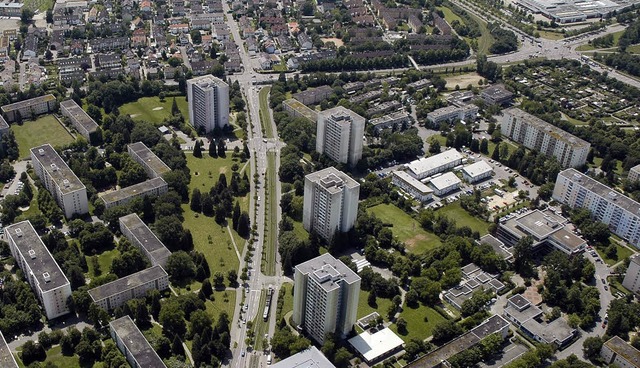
[348,328,404,362]
[407,149,463,177]
[392,171,433,194]
[462,160,493,178]
[429,172,461,190]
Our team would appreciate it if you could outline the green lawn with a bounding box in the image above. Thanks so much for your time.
[437,6,464,26]
[187,154,240,190]
[24,0,53,11]
[368,204,442,254]
[357,289,395,321]
[595,241,634,266]
[592,157,623,175]
[206,290,236,317]
[86,248,120,278]
[279,283,294,319]
[16,345,101,368]
[537,30,565,40]
[389,303,447,342]
[119,96,190,126]
[259,87,275,139]
[263,152,277,276]
[292,220,309,241]
[11,115,75,159]
[466,12,494,55]
[437,202,490,235]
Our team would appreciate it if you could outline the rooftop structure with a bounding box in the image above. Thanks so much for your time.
[428,172,461,196]
[601,336,640,368]
[479,234,514,262]
[110,316,167,368]
[59,99,99,141]
[443,264,505,309]
[406,149,463,180]
[462,160,493,183]
[271,346,336,368]
[349,328,405,364]
[100,177,168,209]
[88,265,169,311]
[127,142,171,178]
[0,331,18,368]
[119,213,171,267]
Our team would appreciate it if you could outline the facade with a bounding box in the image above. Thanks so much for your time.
[186,74,229,133]
[392,170,433,203]
[1,94,57,122]
[6,221,72,320]
[0,114,9,135]
[462,160,493,183]
[501,108,590,168]
[316,106,365,167]
[119,213,172,267]
[31,144,89,219]
[100,177,168,209]
[629,164,640,182]
[0,331,18,368]
[271,346,336,368]
[110,316,167,368]
[622,254,640,294]
[553,168,640,248]
[88,266,169,310]
[601,336,640,368]
[368,111,411,133]
[293,85,333,105]
[406,149,463,179]
[303,167,360,242]
[293,253,361,344]
[127,142,172,178]
[426,104,478,125]
[59,99,99,141]
[428,172,461,196]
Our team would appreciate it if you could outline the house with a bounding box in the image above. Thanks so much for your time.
[169,23,189,34]
[258,53,272,70]
[297,32,312,50]
[270,24,289,36]
[263,40,276,54]
[132,29,147,47]
[22,35,38,59]
[276,35,293,52]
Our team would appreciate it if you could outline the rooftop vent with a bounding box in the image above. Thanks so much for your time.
[15,228,23,237]
[63,179,70,187]
[38,148,45,156]
[50,163,58,171]
[28,249,36,259]
[43,272,50,282]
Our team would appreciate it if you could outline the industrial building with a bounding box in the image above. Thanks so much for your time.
[100,177,168,209]
[406,149,463,180]
[59,99,99,141]
[392,170,433,203]
[110,316,167,368]
[1,94,57,122]
[316,106,365,167]
[186,74,229,133]
[119,213,172,267]
[515,0,631,23]
[127,142,172,178]
[88,266,169,311]
[461,160,493,183]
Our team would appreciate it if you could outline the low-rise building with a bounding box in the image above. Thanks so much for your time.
[349,328,404,365]
[293,85,334,105]
[392,170,433,203]
[462,160,493,183]
[283,98,317,122]
[1,94,57,122]
[6,221,72,320]
[127,142,171,178]
[88,265,169,311]
[443,263,505,309]
[481,84,514,106]
[479,234,513,263]
[271,346,335,368]
[101,177,168,209]
[426,105,478,125]
[59,100,99,141]
[368,111,411,133]
[406,149,463,179]
[119,213,171,267]
[428,172,461,196]
[601,336,640,368]
[110,316,167,368]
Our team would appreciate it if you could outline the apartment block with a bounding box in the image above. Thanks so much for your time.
[601,336,640,368]
[127,142,171,178]
[110,316,167,368]
[186,74,229,133]
[426,104,478,125]
[303,167,360,242]
[0,114,9,136]
[501,108,590,168]
[623,254,640,294]
[119,213,172,267]
[316,106,365,167]
[1,94,57,122]
[293,253,361,344]
[100,177,168,209]
[553,168,640,248]
[88,266,169,310]
[0,331,18,368]
[59,99,99,141]
[5,221,72,319]
[392,170,433,203]
[30,144,89,219]
[406,148,463,180]
[629,164,640,182]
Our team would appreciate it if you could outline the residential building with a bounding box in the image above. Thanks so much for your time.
[406,148,463,179]
[1,94,57,122]
[283,98,318,122]
[481,84,514,106]
[553,168,640,248]
[601,336,640,368]
[497,209,587,254]
[0,2,23,17]
[407,79,431,91]
[501,108,590,168]
[271,346,336,368]
[293,253,361,344]
[88,266,169,310]
[297,32,312,50]
[89,37,129,52]
[59,100,99,141]
[479,234,514,262]
[0,114,9,135]
[622,254,640,293]
[127,142,171,178]
[186,74,229,133]
[462,160,493,183]
[368,111,411,133]
[293,85,333,105]
[443,263,505,309]
[366,101,402,117]
[6,221,72,319]
[31,144,89,219]
[110,316,167,368]
[392,170,433,203]
[303,167,360,242]
[426,104,478,125]
[349,328,404,364]
[0,331,18,368]
[316,106,365,167]
[101,177,168,209]
[629,164,640,182]
[119,213,172,267]
[428,172,461,196]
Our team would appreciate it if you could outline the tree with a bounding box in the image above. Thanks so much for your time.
[160,302,187,337]
[334,347,352,368]
[193,140,202,158]
[582,336,603,360]
[396,317,408,334]
[165,251,196,283]
[20,341,46,365]
[217,139,226,157]
[191,188,202,212]
[429,139,441,154]
[213,271,225,289]
[227,269,238,285]
[20,8,34,23]
[491,143,501,161]
[209,139,217,158]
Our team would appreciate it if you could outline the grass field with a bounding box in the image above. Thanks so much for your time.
[263,152,277,276]
[389,303,447,342]
[119,96,190,125]
[437,6,464,26]
[595,241,634,266]
[187,154,239,190]
[279,283,294,318]
[444,73,484,89]
[259,87,274,139]
[206,290,236,317]
[292,220,309,241]
[15,345,96,368]
[357,290,395,321]
[466,12,494,55]
[24,0,53,11]
[85,248,119,278]
[537,30,565,40]
[437,202,490,235]
[12,115,75,159]
[368,204,441,254]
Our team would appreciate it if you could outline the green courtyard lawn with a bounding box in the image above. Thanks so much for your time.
[119,96,190,125]
[206,290,236,317]
[15,345,94,368]
[437,202,490,235]
[279,283,294,319]
[389,303,447,342]
[357,289,395,321]
[11,115,75,159]
[85,248,120,278]
[367,203,441,254]
[437,6,464,26]
[187,153,239,189]
[595,240,634,266]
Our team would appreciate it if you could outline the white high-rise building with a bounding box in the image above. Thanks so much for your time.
[316,106,365,167]
[186,74,229,133]
[5,221,72,320]
[553,168,640,248]
[303,167,360,242]
[623,254,640,294]
[293,253,361,344]
[30,144,89,219]
[501,108,590,168]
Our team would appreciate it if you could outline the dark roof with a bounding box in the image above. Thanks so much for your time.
[110,316,167,368]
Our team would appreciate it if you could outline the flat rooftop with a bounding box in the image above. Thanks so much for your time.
[1,94,55,113]
[295,253,360,286]
[5,221,70,292]
[127,142,171,177]
[604,336,640,366]
[369,111,410,127]
[479,234,513,261]
[407,149,463,177]
[429,172,461,190]
[100,177,167,204]
[110,316,167,368]
[60,99,98,134]
[292,85,333,104]
[510,210,567,240]
[319,106,365,124]
[462,160,493,178]
[481,84,513,101]
[187,74,228,89]
[392,171,433,195]
[88,265,167,302]
[119,213,171,266]
[0,331,18,368]
[31,144,86,194]
[549,227,586,252]
[508,294,531,310]
[504,108,589,149]
[349,328,404,363]
[522,317,575,344]
[271,346,336,368]
[306,167,360,194]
